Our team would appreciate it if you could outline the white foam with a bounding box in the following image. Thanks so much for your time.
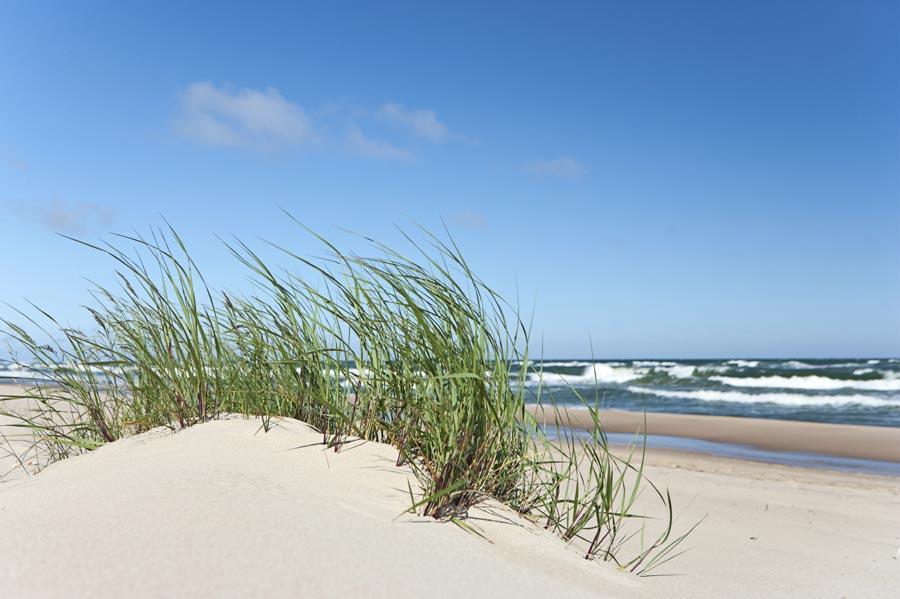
[853,368,875,376]
[710,374,900,392]
[697,364,730,374]
[0,368,46,380]
[660,365,696,379]
[532,361,595,368]
[781,360,816,369]
[779,361,872,370]
[726,360,759,368]
[627,386,897,407]
[527,363,641,386]
[777,361,871,370]
[867,359,881,365]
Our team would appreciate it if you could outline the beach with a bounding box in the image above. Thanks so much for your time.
[529,405,900,464]
[629,448,900,597]
[2,384,899,598]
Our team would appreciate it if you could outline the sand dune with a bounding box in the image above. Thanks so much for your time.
[3,389,900,598]
[0,416,640,599]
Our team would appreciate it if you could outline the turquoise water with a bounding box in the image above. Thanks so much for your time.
[514,358,900,427]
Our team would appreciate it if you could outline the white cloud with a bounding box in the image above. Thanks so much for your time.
[175,82,315,149]
[346,126,414,161]
[173,83,462,161]
[378,102,450,142]
[1,198,115,235]
[523,156,586,179]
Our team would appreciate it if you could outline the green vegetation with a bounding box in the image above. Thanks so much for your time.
[1,218,691,574]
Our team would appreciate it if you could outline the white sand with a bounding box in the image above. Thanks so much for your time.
[2,385,899,598]
[632,450,900,598]
[0,416,639,598]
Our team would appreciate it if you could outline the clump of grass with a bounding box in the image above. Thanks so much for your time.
[1,217,691,574]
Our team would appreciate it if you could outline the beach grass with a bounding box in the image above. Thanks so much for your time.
[1,217,690,574]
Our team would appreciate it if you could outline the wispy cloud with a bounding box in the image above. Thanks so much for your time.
[175,82,316,149]
[1,198,116,235]
[378,102,451,143]
[523,156,586,179]
[346,126,414,161]
[174,82,462,162]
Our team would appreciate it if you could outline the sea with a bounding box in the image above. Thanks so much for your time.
[515,358,900,428]
[3,357,899,428]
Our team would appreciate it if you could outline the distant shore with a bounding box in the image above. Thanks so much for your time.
[527,405,900,466]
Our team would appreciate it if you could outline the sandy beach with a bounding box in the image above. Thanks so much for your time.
[1,383,898,598]
[633,449,900,598]
[529,405,900,463]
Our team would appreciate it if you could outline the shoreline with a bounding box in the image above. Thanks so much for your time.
[5,382,899,466]
[527,405,900,465]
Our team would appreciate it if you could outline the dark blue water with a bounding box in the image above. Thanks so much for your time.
[515,358,900,427]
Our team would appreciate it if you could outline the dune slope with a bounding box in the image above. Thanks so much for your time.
[0,416,639,599]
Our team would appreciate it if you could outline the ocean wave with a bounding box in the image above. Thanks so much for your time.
[726,359,759,368]
[697,364,731,374]
[530,361,596,368]
[710,374,900,392]
[526,363,641,386]
[780,360,817,369]
[626,386,897,407]
[0,369,47,380]
[777,360,874,370]
[659,364,696,378]
[526,361,705,386]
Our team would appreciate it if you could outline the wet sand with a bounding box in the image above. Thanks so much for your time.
[528,405,900,464]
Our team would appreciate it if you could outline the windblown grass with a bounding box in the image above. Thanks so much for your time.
[1,218,691,574]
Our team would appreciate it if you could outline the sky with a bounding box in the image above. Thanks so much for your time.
[1,1,898,358]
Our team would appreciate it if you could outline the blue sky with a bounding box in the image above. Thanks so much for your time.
[1,1,898,358]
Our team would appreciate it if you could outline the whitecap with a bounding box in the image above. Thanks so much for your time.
[697,364,730,374]
[659,364,696,378]
[710,374,900,392]
[526,363,642,386]
[627,386,897,407]
[726,359,759,368]
[780,360,816,369]
[0,368,46,380]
